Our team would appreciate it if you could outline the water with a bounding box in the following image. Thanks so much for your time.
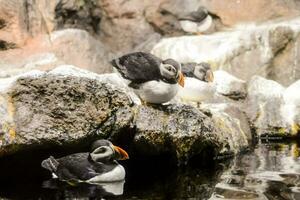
[210,141,300,200]
[0,141,299,200]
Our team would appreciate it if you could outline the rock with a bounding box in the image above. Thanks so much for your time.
[143,1,187,36]
[0,0,29,48]
[151,20,300,86]
[49,29,112,73]
[174,69,298,138]
[0,29,112,78]
[0,53,61,78]
[54,0,102,35]
[214,70,247,100]
[0,0,58,47]
[0,0,101,46]
[282,80,300,135]
[245,76,286,136]
[202,0,300,26]
[0,0,189,55]
[0,65,133,156]
[268,27,300,86]
[201,103,252,153]
[0,65,250,165]
[133,104,221,164]
[97,0,170,52]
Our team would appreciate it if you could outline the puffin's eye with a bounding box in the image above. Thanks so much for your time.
[95,147,106,153]
[166,65,175,73]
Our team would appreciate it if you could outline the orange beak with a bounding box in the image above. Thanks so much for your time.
[206,70,214,82]
[178,72,185,87]
[113,145,129,160]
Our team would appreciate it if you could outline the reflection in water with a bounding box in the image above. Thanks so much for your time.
[121,165,226,200]
[209,142,300,200]
[42,179,124,199]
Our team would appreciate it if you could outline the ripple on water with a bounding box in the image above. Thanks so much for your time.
[209,141,300,200]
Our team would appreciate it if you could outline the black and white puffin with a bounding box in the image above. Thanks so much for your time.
[111,52,185,104]
[178,62,215,103]
[181,62,214,82]
[41,140,129,184]
[179,6,213,34]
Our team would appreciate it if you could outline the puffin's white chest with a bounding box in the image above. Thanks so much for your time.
[178,77,215,102]
[134,80,179,104]
[87,164,126,183]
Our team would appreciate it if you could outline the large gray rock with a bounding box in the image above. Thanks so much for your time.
[0,65,250,165]
[0,66,133,156]
[151,21,300,86]
[245,76,286,136]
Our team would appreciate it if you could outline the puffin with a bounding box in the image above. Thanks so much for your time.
[41,140,129,184]
[181,62,214,82]
[111,52,185,104]
[179,6,214,34]
[178,62,215,103]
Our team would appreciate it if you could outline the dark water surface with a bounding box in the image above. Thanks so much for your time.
[0,141,299,200]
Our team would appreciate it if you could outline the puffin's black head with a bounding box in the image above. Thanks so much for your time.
[160,59,185,87]
[194,62,214,82]
[179,6,208,22]
[89,140,129,163]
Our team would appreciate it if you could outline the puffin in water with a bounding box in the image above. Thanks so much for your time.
[111,52,185,104]
[178,62,215,103]
[179,6,214,34]
[41,140,129,184]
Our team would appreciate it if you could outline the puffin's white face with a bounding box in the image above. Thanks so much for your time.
[90,145,114,162]
[159,59,185,87]
[194,65,214,82]
[194,65,206,80]
[90,140,129,163]
[160,63,179,80]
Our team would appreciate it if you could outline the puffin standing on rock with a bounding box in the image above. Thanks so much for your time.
[111,52,185,104]
[41,140,129,184]
[178,62,215,103]
[179,6,214,34]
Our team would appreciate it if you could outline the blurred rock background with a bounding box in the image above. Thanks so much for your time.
[1,0,300,85]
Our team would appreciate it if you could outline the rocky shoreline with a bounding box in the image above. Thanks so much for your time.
[0,65,298,165]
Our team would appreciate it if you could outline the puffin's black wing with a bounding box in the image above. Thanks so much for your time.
[111,52,162,84]
[55,153,104,181]
[181,63,196,77]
